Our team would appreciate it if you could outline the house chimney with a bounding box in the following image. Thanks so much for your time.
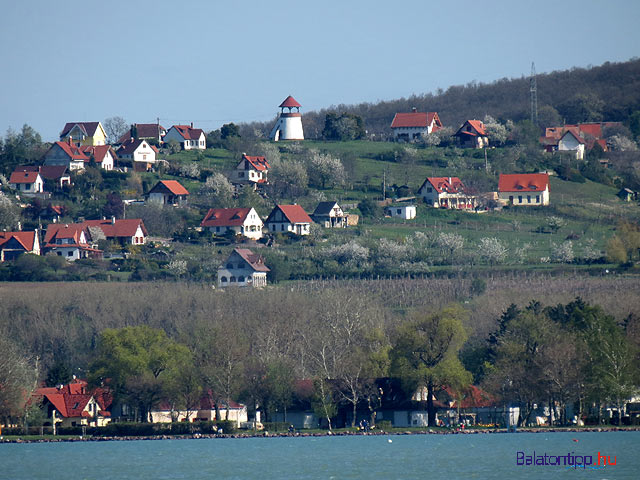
[448,177,452,185]
[411,107,417,113]
[68,136,73,146]
[111,216,116,225]
[17,221,22,231]
[190,122,193,128]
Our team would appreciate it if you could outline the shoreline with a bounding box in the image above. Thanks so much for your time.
[2,426,639,444]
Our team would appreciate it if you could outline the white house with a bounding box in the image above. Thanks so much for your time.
[418,177,477,210]
[233,154,269,187]
[9,170,44,193]
[557,130,586,160]
[217,248,270,288]
[390,109,443,142]
[312,201,348,228]
[79,145,116,170]
[265,204,313,235]
[116,139,157,171]
[200,207,264,240]
[43,224,101,261]
[270,96,304,141]
[42,139,90,171]
[498,173,550,206]
[163,124,206,150]
[148,180,189,206]
[385,204,416,220]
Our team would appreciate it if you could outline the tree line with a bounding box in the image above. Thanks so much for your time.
[1,275,638,428]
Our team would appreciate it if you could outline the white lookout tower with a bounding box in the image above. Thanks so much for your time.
[270,95,304,141]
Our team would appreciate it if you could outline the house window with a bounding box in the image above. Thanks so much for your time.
[527,195,531,203]
[281,224,285,231]
[509,196,513,203]
[238,276,245,282]
[230,276,236,282]
[57,252,62,256]
[25,184,31,190]
[67,251,73,257]
[227,263,233,269]
[536,195,540,203]
[518,196,522,203]
[397,209,401,214]
[239,172,244,178]
[220,276,227,283]
[427,187,432,193]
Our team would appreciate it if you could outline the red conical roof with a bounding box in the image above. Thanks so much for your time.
[279,95,301,108]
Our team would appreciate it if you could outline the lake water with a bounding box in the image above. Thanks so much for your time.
[1,431,639,479]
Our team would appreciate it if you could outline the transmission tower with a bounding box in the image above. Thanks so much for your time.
[530,62,538,125]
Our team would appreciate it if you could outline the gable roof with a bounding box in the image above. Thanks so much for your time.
[34,379,111,419]
[116,138,154,156]
[60,122,101,138]
[313,201,341,216]
[43,223,87,245]
[17,165,70,180]
[456,120,486,137]
[82,218,147,238]
[201,207,253,227]
[419,177,468,194]
[233,248,270,272]
[149,180,189,196]
[9,170,40,184]
[0,231,37,251]
[117,123,166,144]
[267,204,312,224]
[391,112,441,129]
[169,125,205,141]
[240,154,269,171]
[52,141,90,161]
[498,173,549,193]
[560,129,585,144]
[79,145,115,163]
[279,95,301,108]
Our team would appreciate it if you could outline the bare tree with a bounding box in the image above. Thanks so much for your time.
[103,116,128,144]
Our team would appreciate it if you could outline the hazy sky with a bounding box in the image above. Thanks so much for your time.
[1,0,639,141]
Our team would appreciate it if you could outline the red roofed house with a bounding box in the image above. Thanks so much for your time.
[33,379,112,429]
[390,108,443,142]
[59,122,107,146]
[148,180,189,206]
[265,204,313,236]
[0,230,40,261]
[43,223,102,261]
[163,123,206,150]
[233,154,269,187]
[217,248,270,288]
[82,218,147,246]
[42,138,90,171]
[418,177,477,209]
[117,123,167,145]
[116,138,158,172]
[454,120,489,148]
[498,173,550,206]
[9,170,43,193]
[200,207,263,240]
[270,96,304,141]
[79,145,116,170]
[15,165,71,189]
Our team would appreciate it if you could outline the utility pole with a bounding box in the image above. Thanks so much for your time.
[530,62,538,125]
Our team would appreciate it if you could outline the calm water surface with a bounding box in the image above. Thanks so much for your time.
[1,431,639,479]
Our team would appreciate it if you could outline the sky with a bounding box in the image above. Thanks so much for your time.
[1,0,639,141]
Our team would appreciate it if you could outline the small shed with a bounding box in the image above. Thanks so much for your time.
[385,204,416,220]
[617,188,638,202]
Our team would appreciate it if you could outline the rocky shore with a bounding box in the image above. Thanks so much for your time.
[2,426,639,443]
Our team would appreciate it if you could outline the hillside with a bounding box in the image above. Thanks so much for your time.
[243,58,640,138]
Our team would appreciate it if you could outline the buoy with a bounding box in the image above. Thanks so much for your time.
[388,438,393,443]
[572,438,579,442]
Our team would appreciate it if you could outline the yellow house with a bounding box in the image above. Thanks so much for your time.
[59,122,107,146]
